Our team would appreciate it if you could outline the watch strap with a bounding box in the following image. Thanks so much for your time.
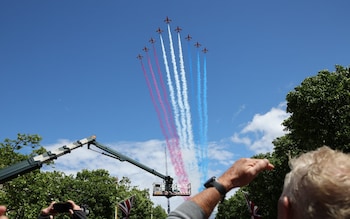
[204,176,227,201]
[211,180,226,197]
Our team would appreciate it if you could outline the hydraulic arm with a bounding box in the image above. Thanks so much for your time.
[0,136,96,184]
[89,139,174,192]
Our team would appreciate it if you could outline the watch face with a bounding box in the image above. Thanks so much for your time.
[204,176,216,188]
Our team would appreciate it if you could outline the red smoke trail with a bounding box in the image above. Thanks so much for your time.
[146,50,174,144]
[139,57,171,150]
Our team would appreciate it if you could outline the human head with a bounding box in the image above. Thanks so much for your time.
[278,146,350,219]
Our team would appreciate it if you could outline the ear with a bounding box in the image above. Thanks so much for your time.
[278,196,290,219]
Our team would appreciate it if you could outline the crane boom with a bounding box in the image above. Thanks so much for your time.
[88,139,174,193]
[90,140,167,180]
[0,135,96,184]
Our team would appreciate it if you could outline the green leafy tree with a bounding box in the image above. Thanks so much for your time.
[152,205,167,219]
[0,133,42,168]
[284,65,350,152]
[216,189,249,219]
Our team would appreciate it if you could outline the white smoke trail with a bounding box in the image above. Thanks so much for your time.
[177,32,194,150]
[159,34,183,144]
[177,32,200,180]
[167,25,187,150]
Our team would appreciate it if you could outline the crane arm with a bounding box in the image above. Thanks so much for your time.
[0,136,97,184]
[89,140,174,192]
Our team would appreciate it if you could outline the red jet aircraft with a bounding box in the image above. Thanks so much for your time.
[164,16,172,24]
[156,27,163,34]
[194,42,201,48]
[185,34,192,41]
[137,54,143,60]
[175,26,182,33]
[149,38,155,44]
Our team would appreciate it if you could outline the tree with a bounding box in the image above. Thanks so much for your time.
[216,189,249,218]
[284,65,350,152]
[152,205,167,219]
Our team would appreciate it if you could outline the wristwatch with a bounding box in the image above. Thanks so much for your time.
[204,176,227,202]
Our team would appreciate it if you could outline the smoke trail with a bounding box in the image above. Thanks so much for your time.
[177,32,200,186]
[202,54,208,183]
[177,32,194,151]
[186,39,198,147]
[167,25,188,151]
[146,49,174,146]
[196,49,203,155]
[187,39,202,177]
[159,34,182,146]
[140,57,171,148]
[187,40,195,112]
[152,42,179,143]
[196,49,206,187]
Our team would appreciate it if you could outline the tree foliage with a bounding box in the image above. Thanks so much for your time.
[218,65,350,218]
[0,134,167,219]
[284,65,350,152]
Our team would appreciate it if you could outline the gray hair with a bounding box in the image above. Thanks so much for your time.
[282,146,350,219]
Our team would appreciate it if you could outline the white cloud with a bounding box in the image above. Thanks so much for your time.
[231,102,290,153]
[207,142,235,167]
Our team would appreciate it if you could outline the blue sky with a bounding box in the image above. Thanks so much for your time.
[1,0,349,213]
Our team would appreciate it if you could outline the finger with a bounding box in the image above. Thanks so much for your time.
[254,159,274,172]
[67,200,80,210]
[0,206,6,216]
[262,159,275,170]
[49,201,56,208]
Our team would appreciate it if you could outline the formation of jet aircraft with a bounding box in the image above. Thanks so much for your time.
[138,17,208,59]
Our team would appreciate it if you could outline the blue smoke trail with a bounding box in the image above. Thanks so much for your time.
[196,49,206,190]
[202,54,208,184]
[187,41,195,114]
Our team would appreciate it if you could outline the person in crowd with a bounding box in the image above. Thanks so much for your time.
[278,146,350,219]
[168,146,350,219]
[38,200,87,219]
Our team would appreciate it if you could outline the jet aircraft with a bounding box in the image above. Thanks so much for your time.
[156,27,163,34]
[143,47,149,52]
[194,42,201,48]
[149,38,155,44]
[185,34,192,41]
[137,54,143,60]
[164,16,172,24]
[202,48,208,53]
[175,26,182,33]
